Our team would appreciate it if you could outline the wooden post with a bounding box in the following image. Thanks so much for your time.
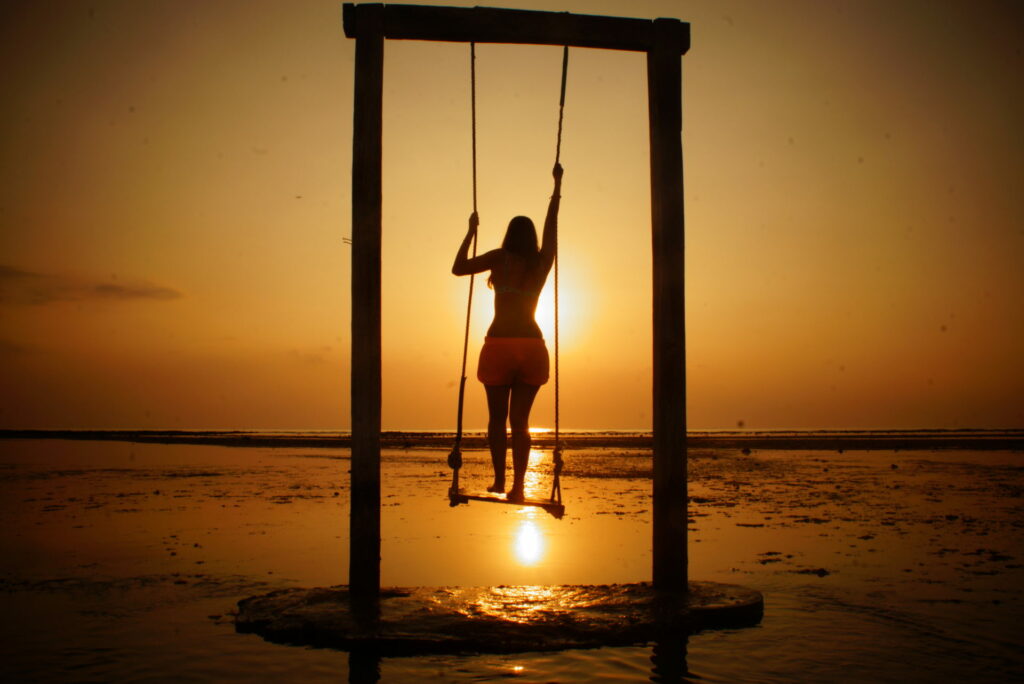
[647,18,688,593]
[349,4,383,622]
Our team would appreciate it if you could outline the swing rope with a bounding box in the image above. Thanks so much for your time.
[550,44,568,506]
[447,42,479,492]
[449,43,569,508]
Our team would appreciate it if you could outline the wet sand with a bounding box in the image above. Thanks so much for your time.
[0,436,1021,681]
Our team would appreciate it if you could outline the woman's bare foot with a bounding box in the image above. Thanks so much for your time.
[506,485,525,503]
[487,478,505,493]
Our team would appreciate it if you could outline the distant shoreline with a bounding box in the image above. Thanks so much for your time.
[1,429,1021,451]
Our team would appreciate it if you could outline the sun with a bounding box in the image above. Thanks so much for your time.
[533,272,585,346]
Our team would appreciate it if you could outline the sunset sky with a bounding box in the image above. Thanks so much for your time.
[1,0,1021,430]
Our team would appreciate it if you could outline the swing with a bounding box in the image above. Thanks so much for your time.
[447,43,569,520]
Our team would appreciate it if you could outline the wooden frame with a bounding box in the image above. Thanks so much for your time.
[343,3,690,616]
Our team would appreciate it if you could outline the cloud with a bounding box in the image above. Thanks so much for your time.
[286,346,333,365]
[0,264,182,305]
[90,282,180,300]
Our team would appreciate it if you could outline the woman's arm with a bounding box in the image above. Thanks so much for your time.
[538,163,563,269]
[452,212,500,275]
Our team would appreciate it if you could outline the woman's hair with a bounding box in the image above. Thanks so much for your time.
[502,216,538,257]
[488,215,539,289]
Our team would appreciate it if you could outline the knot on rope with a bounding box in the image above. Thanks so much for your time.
[549,444,564,506]
[447,446,463,471]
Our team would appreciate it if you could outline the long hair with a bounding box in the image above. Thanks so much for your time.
[488,215,539,289]
[502,215,538,257]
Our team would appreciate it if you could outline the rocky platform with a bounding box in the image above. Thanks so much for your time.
[235,581,763,655]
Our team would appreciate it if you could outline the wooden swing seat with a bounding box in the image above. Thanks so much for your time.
[449,488,565,519]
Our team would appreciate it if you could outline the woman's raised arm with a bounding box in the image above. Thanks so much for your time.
[539,163,563,270]
[452,212,500,275]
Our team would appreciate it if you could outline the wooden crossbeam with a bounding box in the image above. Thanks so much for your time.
[343,3,690,54]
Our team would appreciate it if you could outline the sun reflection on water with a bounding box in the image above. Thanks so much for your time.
[513,519,544,566]
[509,449,555,567]
[471,585,569,623]
[524,448,547,500]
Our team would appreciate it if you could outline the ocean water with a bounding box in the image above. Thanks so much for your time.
[0,435,1021,682]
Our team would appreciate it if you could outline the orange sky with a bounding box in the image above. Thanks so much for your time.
[1,0,1022,430]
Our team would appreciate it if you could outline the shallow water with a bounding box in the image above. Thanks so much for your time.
[0,438,1021,681]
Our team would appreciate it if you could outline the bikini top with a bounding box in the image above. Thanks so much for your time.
[493,282,542,296]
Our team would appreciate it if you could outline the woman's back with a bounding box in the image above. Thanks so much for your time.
[488,250,548,338]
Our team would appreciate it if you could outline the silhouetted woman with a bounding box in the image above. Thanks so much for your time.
[452,163,563,502]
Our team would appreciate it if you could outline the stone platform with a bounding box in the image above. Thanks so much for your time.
[235,581,763,655]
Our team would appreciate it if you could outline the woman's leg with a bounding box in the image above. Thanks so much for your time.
[507,382,541,501]
[484,384,511,492]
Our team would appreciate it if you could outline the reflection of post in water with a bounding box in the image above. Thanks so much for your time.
[649,591,698,683]
[650,636,696,683]
[348,648,380,684]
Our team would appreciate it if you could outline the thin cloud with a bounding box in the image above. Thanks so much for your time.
[91,282,180,300]
[0,264,182,305]
[286,346,334,366]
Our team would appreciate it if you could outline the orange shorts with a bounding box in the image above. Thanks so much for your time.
[477,337,549,386]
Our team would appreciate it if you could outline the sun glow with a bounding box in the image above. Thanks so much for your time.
[534,273,586,346]
[513,520,545,566]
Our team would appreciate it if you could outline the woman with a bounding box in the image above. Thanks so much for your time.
[452,163,563,502]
